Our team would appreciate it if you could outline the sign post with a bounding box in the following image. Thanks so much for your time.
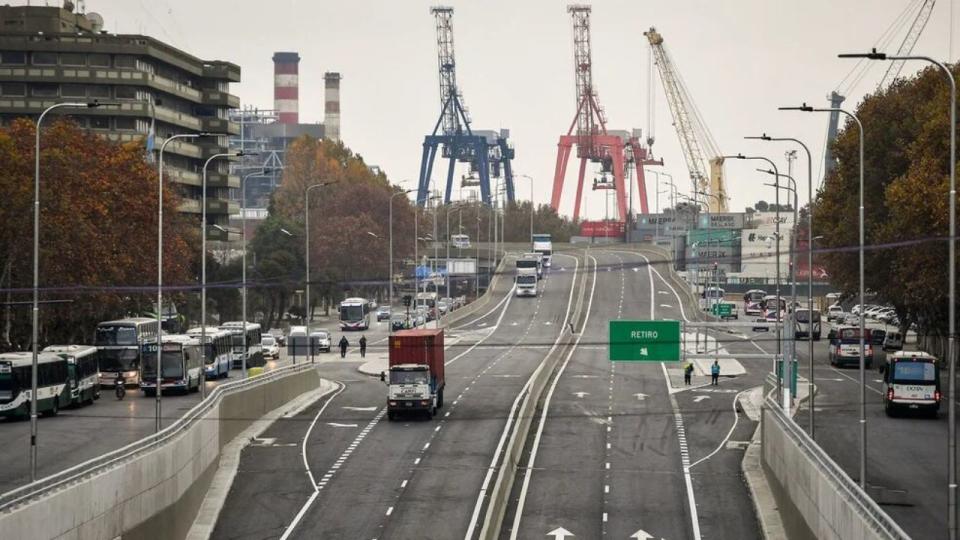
[609,320,682,362]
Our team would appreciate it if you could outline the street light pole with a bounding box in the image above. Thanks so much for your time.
[514,174,535,243]
[201,151,242,400]
[304,181,336,331]
[390,189,415,316]
[747,133,817,438]
[31,101,102,481]
[240,168,270,379]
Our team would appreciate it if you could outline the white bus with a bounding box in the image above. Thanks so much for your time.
[532,233,553,268]
[139,335,203,396]
[0,351,71,418]
[94,317,160,387]
[187,327,234,379]
[219,322,265,368]
[794,309,822,341]
[451,234,470,249]
[340,297,371,330]
[44,345,100,406]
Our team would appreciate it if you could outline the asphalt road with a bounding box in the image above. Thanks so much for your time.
[212,251,586,540]
[501,248,762,540]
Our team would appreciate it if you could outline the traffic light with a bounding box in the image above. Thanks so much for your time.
[402,295,412,307]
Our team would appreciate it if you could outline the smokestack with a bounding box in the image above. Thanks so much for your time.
[273,52,300,125]
[324,72,341,142]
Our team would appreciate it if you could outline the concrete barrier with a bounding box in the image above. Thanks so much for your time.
[760,398,910,540]
[442,253,513,328]
[0,364,321,540]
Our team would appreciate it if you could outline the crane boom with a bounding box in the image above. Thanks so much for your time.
[644,27,727,212]
[878,0,936,88]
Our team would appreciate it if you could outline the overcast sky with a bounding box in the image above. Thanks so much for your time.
[78,0,956,219]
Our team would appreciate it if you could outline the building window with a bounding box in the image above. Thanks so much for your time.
[60,53,85,66]
[114,117,136,131]
[114,55,136,69]
[1,83,26,97]
[32,52,57,65]
[114,86,137,100]
[88,53,110,67]
[1,51,26,65]
[88,85,110,98]
[62,84,86,98]
[31,84,59,97]
[89,116,109,130]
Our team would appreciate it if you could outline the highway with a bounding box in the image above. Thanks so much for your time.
[212,252,587,539]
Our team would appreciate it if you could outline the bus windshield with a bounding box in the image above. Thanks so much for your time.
[796,310,821,323]
[892,361,936,383]
[341,305,365,322]
[141,352,185,379]
[745,291,765,302]
[98,348,139,371]
[95,325,138,345]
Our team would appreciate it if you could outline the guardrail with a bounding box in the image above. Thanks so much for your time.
[762,396,910,539]
[0,362,314,513]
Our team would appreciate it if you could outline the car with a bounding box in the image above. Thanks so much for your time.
[871,329,886,346]
[843,314,861,326]
[310,330,332,353]
[878,309,897,323]
[391,315,409,332]
[437,301,449,315]
[440,297,457,312]
[826,304,844,322]
[261,335,280,359]
[883,331,904,351]
[376,306,391,321]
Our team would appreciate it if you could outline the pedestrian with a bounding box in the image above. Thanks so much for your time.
[684,362,694,386]
[711,360,720,385]
[359,335,367,358]
[339,336,349,358]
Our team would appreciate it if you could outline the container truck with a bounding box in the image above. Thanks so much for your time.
[382,328,445,420]
[521,252,543,279]
[532,233,553,268]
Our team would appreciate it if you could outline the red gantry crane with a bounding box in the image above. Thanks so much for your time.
[550,5,660,224]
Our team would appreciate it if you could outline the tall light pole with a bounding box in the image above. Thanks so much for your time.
[31,100,104,481]
[515,174,535,242]
[200,151,243,399]
[781,103,866,489]
[648,170,661,241]
[390,188,415,313]
[747,132,817,438]
[841,49,956,532]
[697,190,724,366]
[240,168,275,379]
[723,154,788,410]
[304,181,337,329]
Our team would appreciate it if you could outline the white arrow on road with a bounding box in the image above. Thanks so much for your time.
[573,392,590,398]
[342,406,377,412]
[693,395,710,403]
[634,393,648,401]
[660,304,673,308]
[629,530,655,540]
[547,527,575,539]
[327,422,358,428]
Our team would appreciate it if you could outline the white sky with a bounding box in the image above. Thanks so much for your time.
[76,0,957,219]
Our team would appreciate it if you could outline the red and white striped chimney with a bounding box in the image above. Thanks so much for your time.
[273,52,300,124]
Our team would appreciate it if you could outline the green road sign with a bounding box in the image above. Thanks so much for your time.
[609,320,681,362]
[712,303,733,317]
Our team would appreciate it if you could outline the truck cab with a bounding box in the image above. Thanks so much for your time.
[516,268,538,297]
[384,364,436,418]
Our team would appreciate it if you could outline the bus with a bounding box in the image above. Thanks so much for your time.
[881,351,940,417]
[415,292,439,320]
[340,297,371,330]
[44,345,100,406]
[219,322,265,369]
[699,286,725,311]
[762,295,787,317]
[532,234,553,268]
[743,289,766,316]
[794,309,822,341]
[0,351,71,418]
[94,317,159,387]
[187,327,234,379]
[139,335,203,396]
[451,234,470,249]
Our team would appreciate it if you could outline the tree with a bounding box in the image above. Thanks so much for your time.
[755,200,769,212]
[0,119,194,349]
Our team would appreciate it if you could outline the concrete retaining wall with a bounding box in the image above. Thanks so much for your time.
[760,403,909,540]
[0,367,321,540]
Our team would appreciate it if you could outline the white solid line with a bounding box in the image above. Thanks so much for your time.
[279,490,319,540]
[603,512,608,522]
[689,389,746,469]
[604,484,609,494]
[423,442,430,451]
[508,253,597,540]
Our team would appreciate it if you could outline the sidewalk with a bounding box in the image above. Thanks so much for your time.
[665,331,746,389]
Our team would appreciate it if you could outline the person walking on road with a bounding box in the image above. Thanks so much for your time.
[339,336,349,358]
[684,362,694,386]
[711,360,720,385]
[359,335,367,358]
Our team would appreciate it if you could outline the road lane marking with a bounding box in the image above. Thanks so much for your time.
[689,389,747,469]
[385,506,393,516]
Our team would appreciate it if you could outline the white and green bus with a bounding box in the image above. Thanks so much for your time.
[187,327,234,379]
[138,335,203,396]
[44,345,101,406]
[220,322,265,368]
[0,351,72,418]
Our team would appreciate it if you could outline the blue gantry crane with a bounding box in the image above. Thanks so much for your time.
[417,6,515,206]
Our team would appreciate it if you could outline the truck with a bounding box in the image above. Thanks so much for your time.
[517,255,541,280]
[383,328,445,420]
[532,233,553,268]
[521,252,544,279]
[516,267,538,297]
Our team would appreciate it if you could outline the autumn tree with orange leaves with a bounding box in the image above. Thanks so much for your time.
[0,118,195,349]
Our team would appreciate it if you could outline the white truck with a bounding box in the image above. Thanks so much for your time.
[532,233,552,268]
[515,267,538,297]
[522,252,544,279]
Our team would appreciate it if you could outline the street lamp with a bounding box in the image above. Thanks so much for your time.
[200,151,245,399]
[304,181,338,329]
[722,154,789,410]
[239,167,278,379]
[840,49,957,528]
[780,103,867,489]
[155,130,220,433]
[30,100,107,481]
[746,132,817,439]
[389,188,415,312]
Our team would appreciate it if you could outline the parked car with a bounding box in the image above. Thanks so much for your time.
[826,304,844,322]
[311,330,332,353]
[376,306,391,321]
[437,301,449,316]
[843,314,861,326]
[261,335,280,359]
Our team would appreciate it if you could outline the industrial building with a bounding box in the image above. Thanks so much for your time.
[0,2,242,237]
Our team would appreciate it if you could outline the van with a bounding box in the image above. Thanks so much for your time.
[288,326,308,357]
[883,331,904,351]
[828,326,873,368]
[881,351,940,417]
